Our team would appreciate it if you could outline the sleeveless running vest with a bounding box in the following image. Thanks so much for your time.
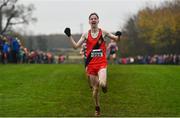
[85,29,107,67]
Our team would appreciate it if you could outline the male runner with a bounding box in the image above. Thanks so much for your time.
[107,39,119,64]
[64,12,121,116]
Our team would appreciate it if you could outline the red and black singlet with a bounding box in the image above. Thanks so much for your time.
[85,28,107,67]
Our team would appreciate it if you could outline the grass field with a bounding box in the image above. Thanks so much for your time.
[0,64,180,117]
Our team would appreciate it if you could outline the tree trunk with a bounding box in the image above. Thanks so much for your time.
[0,10,2,34]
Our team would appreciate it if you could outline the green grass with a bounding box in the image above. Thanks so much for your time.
[0,64,180,116]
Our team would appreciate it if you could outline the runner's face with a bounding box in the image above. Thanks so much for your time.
[89,15,99,28]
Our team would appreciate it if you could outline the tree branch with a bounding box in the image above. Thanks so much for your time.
[1,5,15,34]
[9,21,26,25]
[0,0,10,10]
[1,14,14,34]
[1,0,36,34]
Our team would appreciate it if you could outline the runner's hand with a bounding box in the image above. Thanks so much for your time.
[64,27,71,37]
[115,31,122,37]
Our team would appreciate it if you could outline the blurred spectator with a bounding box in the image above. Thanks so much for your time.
[2,40,10,64]
[80,42,87,63]
[11,37,20,63]
[58,54,65,64]
[107,39,118,64]
[47,52,53,64]
[18,46,25,64]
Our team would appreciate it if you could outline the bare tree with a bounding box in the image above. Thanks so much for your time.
[0,0,37,34]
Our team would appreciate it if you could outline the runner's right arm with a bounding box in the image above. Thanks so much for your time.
[64,27,86,49]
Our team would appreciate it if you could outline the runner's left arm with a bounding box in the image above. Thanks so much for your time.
[103,30,121,42]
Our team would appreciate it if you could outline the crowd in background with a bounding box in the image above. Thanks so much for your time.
[118,54,180,65]
[106,40,180,65]
[0,34,179,65]
[0,35,59,64]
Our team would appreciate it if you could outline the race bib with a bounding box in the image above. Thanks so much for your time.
[91,49,103,57]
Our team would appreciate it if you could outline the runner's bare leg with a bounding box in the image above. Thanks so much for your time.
[98,68,107,93]
[89,75,100,116]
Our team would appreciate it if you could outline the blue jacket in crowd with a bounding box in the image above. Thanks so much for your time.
[12,38,20,52]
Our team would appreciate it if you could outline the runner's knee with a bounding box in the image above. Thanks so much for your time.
[99,79,106,87]
[98,68,107,87]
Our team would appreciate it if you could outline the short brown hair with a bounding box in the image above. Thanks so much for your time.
[89,12,99,19]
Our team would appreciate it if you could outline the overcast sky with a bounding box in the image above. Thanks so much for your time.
[18,0,167,35]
